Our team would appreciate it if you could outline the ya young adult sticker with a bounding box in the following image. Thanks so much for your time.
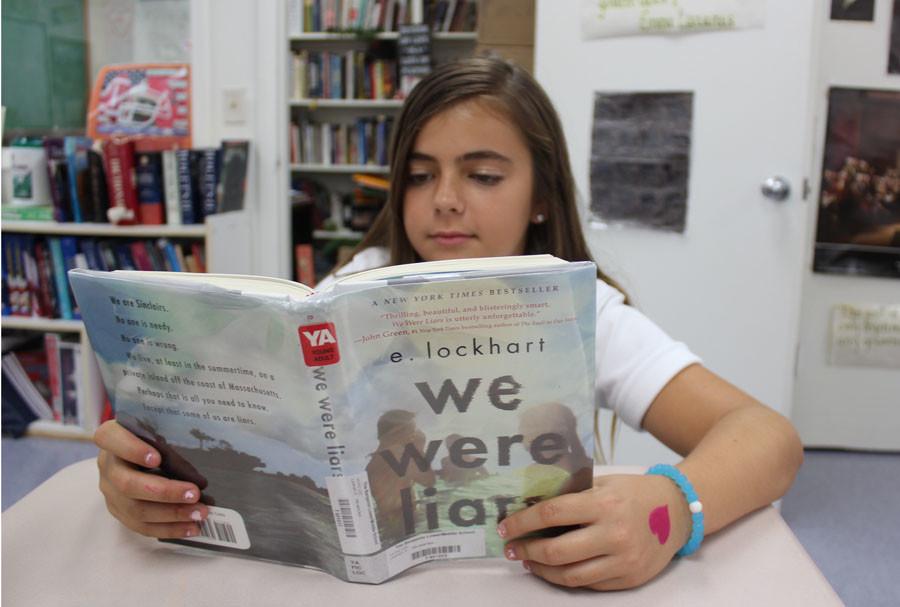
[298,322,341,366]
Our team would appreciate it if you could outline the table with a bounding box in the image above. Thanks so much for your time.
[2,460,841,606]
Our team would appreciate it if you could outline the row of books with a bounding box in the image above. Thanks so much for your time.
[289,0,477,33]
[2,234,205,321]
[2,138,248,226]
[290,116,394,166]
[1,334,109,437]
[291,50,397,100]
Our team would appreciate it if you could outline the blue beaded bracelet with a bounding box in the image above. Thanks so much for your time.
[646,464,705,557]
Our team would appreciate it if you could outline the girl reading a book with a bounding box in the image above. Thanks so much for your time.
[94,56,803,591]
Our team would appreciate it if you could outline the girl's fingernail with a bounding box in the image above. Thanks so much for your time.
[184,490,196,502]
[497,522,507,538]
[505,546,517,560]
[522,561,532,572]
[190,510,202,522]
[144,452,155,466]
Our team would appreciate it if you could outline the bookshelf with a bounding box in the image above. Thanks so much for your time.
[1,210,252,440]
[286,2,479,282]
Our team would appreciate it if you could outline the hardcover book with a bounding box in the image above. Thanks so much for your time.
[69,255,597,584]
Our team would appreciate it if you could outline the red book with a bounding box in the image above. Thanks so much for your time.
[103,139,140,225]
[190,242,207,273]
[295,243,315,286]
[44,333,62,421]
[129,242,156,271]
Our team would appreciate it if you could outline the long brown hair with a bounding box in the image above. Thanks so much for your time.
[352,57,625,295]
[350,56,625,461]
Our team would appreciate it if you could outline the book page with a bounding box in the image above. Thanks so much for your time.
[70,270,347,577]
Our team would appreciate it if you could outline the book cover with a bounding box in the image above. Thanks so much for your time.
[135,150,165,225]
[70,256,596,584]
[103,139,140,225]
[217,141,249,213]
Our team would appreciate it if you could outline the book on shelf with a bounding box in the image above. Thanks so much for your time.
[291,116,393,166]
[1,348,55,421]
[217,141,250,213]
[69,255,597,583]
[2,136,248,226]
[289,0,476,33]
[291,49,397,101]
[1,235,207,322]
[134,147,166,225]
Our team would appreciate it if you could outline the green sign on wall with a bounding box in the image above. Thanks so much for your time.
[1,0,88,131]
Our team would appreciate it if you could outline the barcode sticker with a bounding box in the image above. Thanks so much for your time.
[185,506,251,550]
[326,473,381,555]
[343,529,486,583]
[386,529,485,575]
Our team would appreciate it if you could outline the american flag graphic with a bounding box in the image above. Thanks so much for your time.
[92,65,190,137]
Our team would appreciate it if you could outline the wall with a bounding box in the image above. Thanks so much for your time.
[190,0,287,278]
[792,0,900,451]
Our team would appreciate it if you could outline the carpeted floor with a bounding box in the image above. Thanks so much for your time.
[2,437,897,605]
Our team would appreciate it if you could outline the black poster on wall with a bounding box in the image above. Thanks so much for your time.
[589,92,693,233]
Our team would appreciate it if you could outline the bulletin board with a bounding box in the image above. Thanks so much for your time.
[1,0,88,131]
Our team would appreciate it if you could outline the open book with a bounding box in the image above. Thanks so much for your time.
[69,255,597,583]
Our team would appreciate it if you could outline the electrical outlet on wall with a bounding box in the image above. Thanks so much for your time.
[222,87,248,124]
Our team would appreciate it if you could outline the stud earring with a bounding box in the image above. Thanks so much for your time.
[534,214,546,224]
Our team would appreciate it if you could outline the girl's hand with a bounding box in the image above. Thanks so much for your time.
[94,420,208,539]
[498,474,692,591]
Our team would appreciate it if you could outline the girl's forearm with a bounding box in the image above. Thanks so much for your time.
[677,405,803,535]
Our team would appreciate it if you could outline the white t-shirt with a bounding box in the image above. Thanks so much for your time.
[319,247,700,430]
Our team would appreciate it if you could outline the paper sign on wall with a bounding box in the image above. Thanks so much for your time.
[830,304,900,369]
[581,0,765,39]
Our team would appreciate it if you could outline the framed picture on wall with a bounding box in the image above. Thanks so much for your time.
[830,0,876,21]
[813,88,900,279]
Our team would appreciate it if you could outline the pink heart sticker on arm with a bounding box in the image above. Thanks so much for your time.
[648,505,671,545]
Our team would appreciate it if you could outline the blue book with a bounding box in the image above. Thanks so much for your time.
[357,119,368,165]
[63,137,92,223]
[331,54,343,99]
[48,238,73,319]
[159,240,182,272]
[113,243,136,271]
[135,151,165,225]
[58,237,82,319]
[175,150,197,224]
[80,239,105,271]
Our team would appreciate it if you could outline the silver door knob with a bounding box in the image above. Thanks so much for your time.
[761,176,790,201]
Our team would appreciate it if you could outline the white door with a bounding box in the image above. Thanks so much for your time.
[535,1,817,464]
